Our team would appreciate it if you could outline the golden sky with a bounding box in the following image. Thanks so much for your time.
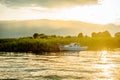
[0,0,120,24]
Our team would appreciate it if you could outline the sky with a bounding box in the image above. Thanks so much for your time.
[0,0,120,24]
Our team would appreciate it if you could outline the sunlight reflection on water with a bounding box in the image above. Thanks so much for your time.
[0,51,120,80]
[93,51,119,80]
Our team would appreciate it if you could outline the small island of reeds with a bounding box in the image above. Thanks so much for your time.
[0,31,120,54]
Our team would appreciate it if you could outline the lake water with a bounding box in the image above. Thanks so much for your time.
[0,51,120,80]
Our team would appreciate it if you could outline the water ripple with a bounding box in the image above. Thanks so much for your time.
[0,51,120,80]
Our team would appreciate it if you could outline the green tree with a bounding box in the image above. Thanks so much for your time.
[91,32,96,37]
[65,35,71,38]
[91,31,111,37]
[102,31,111,37]
[78,33,83,38]
[39,34,47,38]
[114,32,120,37]
[33,33,39,39]
[51,35,57,38]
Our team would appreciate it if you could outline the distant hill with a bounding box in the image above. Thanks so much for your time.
[0,19,120,38]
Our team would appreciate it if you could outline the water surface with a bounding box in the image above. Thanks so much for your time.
[0,51,120,80]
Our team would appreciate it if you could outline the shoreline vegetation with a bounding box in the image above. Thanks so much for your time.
[0,31,120,54]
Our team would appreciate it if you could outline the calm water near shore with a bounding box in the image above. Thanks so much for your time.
[0,51,120,80]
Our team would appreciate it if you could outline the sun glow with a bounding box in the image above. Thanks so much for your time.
[101,50,108,62]
[95,50,116,79]
[44,5,117,24]
[0,0,120,24]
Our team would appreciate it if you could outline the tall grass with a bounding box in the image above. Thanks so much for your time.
[0,37,120,53]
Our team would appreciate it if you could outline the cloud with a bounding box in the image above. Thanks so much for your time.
[0,0,98,8]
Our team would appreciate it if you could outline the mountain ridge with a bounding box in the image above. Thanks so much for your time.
[0,19,120,38]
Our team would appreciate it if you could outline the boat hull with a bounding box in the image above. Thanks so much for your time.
[59,46,87,51]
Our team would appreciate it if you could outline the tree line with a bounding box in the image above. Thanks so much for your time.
[0,30,120,53]
[32,31,120,39]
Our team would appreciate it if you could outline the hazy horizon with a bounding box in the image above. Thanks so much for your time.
[0,0,120,38]
[0,19,120,38]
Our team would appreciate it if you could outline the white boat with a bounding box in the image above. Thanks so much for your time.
[59,43,88,51]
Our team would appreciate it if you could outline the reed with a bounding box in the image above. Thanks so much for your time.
[0,37,120,53]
